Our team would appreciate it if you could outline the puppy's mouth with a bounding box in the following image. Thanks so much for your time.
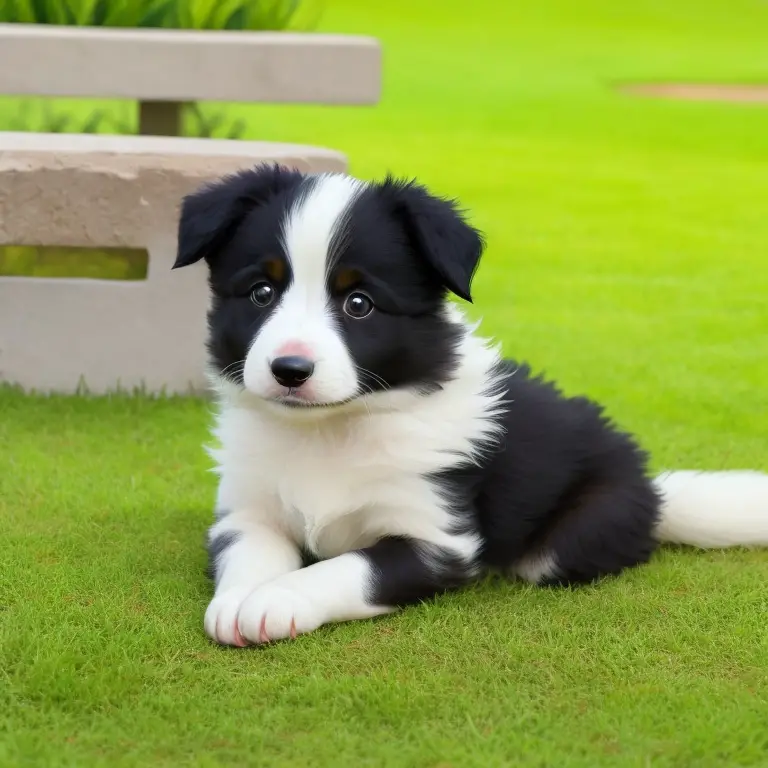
[273,392,356,409]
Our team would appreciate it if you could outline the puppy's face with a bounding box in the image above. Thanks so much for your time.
[174,166,484,415]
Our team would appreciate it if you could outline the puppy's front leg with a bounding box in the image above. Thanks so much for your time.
[237,536,479,644]
[204,509,302,646]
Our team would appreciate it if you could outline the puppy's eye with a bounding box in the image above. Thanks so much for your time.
[250,281,275,307]
[343,291,374,319]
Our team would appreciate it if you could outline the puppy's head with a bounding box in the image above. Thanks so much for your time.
[174,164,484,415]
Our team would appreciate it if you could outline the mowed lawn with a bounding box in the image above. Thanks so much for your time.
[2,0,768,765]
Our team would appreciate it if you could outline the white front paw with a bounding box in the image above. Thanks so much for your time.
[236,584,324,644]
[204,588,253,647]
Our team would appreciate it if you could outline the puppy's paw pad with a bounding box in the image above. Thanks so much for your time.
[237,584,323,644]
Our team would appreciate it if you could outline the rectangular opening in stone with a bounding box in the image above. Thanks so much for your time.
[0,245,148,281]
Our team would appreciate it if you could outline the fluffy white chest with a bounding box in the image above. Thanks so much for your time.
[211,406,458,557]
[208,329,504,559]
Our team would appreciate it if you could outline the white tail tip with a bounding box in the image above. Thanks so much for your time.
[654,470,768,548]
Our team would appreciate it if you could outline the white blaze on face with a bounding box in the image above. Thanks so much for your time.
[243,173,364,406]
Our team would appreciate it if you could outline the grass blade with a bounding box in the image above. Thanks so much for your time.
[0,0,319,29]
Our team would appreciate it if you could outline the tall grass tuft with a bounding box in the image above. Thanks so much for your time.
[1,98,251,139]
[0,0,318,31]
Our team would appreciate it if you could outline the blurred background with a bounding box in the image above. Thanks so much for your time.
[1,1,766,444]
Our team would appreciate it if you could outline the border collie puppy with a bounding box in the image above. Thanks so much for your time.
[173,164,768,647]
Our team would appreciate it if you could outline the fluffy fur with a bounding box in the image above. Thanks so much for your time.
[173,165,768,646]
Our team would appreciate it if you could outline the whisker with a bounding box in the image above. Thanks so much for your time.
[355,365,390,391]
[355,382,375,417]
[219,359,246,382]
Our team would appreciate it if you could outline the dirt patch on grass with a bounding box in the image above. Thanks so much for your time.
[621,83,768,103]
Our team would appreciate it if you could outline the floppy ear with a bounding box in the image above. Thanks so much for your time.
[173,163,305,269]
[381,177,485,302]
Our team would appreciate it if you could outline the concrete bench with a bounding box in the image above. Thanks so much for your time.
[0,24,382,135]
[0,132,346,394]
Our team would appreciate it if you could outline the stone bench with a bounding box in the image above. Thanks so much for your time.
[0,132,346,394]
[0,24,382,135]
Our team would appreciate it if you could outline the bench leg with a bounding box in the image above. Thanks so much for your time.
[138,100,185,136]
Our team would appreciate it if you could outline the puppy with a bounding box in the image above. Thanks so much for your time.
[173,164,768,646]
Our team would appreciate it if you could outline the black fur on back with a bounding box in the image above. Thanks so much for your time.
[439,360,662,585]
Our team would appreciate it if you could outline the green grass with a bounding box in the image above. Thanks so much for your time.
[0,0,314,30]
[0,245,148,280]
[2,0,768,764]
[0,98,251,143]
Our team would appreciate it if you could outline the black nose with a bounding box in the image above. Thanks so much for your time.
[270,356,315,388]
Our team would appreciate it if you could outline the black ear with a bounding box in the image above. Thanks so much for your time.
[173,163,306,270]
[380,177,485,302]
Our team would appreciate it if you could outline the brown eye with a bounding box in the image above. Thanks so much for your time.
[343,291,374,319]
[250,281,275,307]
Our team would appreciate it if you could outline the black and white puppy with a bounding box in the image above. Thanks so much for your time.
[173,164,768,647]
